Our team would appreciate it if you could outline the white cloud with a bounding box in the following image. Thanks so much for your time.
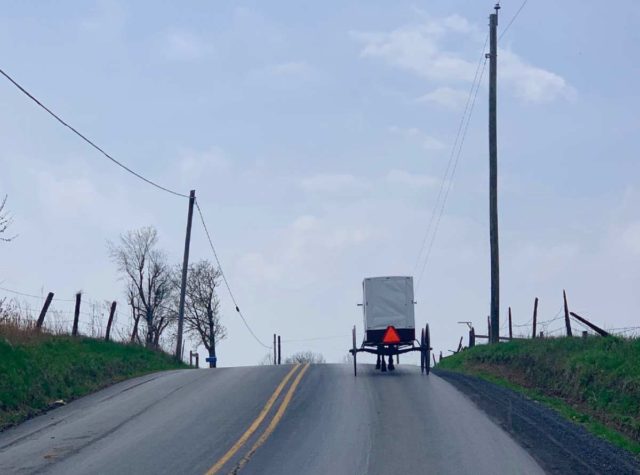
[353,16,574,104]
[387,169,438,188]
[388,126,445,150]
[299,173,369,195]
[500,49,575,103]
[164,30,208,61]
[418,86,469,109]
[442,14,475,34]
[237,213,376,286]
[351,17,477,83]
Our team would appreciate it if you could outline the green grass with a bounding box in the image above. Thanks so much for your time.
[0,331,187,430]
[438,337,640,454]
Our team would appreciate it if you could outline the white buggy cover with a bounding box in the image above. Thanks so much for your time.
[362,276,415,331]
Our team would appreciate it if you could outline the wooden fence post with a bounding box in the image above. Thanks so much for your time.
[72,292,81,337]
[36,292,54,329]
[469,327,476,347]
[457,336,463,353]
[195,352,199,368]
[508,307,513,340]
[569,311,610,337]
[439,351,443,362]
[532,297,538,339]
[105,301,116,342]
[432,353,437,366]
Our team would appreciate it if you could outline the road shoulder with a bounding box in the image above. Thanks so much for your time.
[434,369,640,475]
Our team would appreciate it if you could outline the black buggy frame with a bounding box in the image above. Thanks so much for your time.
[349,323,431,376]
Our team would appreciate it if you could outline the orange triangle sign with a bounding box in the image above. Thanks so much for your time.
[383,326,401,344]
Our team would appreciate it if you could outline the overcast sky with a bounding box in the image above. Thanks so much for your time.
[1,1,638,366]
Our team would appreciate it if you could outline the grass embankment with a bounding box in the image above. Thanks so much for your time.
[0,329,186,430]
[438,337,640,454]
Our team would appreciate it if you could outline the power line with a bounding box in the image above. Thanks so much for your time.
[413,33,489,277]
[0,67,189,199]
[0,286,76,302]
[416,56,488,290]
[499,0,529,40]
[283,335,348,343]
[194,199,271,349]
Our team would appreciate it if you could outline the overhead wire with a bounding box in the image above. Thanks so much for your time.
[194,199,271,349]
[0,286,76,302]
[0,67,188,198]
[413,32,489,278]
[499,0,529,40]
[282,335,348,343]
[416,56,488,289]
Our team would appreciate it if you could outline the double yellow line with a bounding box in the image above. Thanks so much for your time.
[205,363,310,475]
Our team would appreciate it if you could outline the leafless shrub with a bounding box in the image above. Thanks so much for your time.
[285,351,326,364]
[258,353,274,366]
[0,194,16,242]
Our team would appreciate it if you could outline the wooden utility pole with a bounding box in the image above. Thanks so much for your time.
[72,292,81,337]
[273,334,277,365]
[277,335,281,365]
[508,307,513,340]
[176,190,196,360]
[488,4,501,344]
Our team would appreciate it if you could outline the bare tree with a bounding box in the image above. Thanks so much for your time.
[181,260,227,367]
[126,281,142,344]
[0,195,16,242]
[285,351,326,364]
[108,227,175,349]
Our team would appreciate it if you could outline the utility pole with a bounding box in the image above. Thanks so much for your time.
[488,4,500,344]
[273,334,277,365]
[176,190,196,360]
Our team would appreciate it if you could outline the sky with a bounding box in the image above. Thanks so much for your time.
[1,0,639,366]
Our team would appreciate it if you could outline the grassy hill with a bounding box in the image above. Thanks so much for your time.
[0,328,186,430]
[438,337,640,454]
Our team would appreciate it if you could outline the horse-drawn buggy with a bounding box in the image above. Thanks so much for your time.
[349,276,430,376]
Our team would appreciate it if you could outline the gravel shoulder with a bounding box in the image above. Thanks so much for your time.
[434,369,640,474]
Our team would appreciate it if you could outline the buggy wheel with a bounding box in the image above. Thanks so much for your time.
[352,325,357,377]
[425,323,431,375]
[420,328,425,374]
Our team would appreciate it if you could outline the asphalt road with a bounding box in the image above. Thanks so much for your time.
[0,364,544,474]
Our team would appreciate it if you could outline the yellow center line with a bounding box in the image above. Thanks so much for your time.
[230,363,311,474]
[205,364,301,475]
